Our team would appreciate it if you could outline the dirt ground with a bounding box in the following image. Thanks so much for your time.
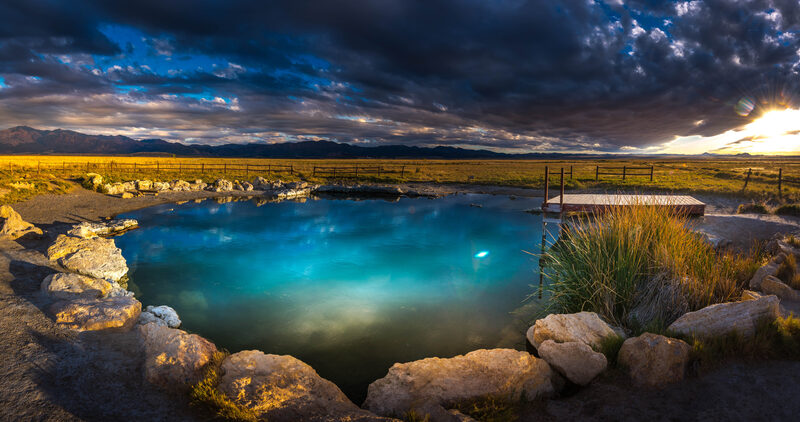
[1,183,800,421]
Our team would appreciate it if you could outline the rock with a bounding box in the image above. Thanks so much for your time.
[121,181,137,192]
[241,181,254,191]
[251,176,271,189]
[141,305,181,328]
[153,181,170,191]
[750,260,781,290]
[527,312,624,350]
[67,219,138,238]
[121,192,135,199]
[219,350,386,422]
[363,349,560,419]
[82,173,103,190]
[41,273,113,299]
[208,179,233,192]
[47,234,128,282]
[170,180,191,191]
[537,340,607,385]
[761,276,800,301]
[101,183,126,195]
[0,205,43,240]
[741,290,764,301]
[618,333,690,387]
[135,180,153,190]
[51,296,141,331]
[268,188,311,200]
[667,295,780,339]
[138,323,216,391]
[314,184,404,196]
[285,181,309,189]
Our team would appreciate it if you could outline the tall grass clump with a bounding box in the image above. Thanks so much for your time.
[737,202,769,214]
[189,351,259,422]
[775,204,800,217]
[544,204,762,330]
[777,254,800,290]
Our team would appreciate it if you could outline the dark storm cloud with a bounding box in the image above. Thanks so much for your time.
[0,0,799,151]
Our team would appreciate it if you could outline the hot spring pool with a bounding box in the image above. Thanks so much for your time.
[116,193,548,402]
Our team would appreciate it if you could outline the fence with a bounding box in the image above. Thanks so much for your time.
[311,165,406,178]
[741,167,800,198]
[595,165,654,181]
[6,161,294,177]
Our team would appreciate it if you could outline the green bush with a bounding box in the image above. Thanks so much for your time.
[544,204,763,329]
[775,204,800,217]
[737,203,769,214]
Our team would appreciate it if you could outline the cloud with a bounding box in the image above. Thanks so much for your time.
[0,0,798,152]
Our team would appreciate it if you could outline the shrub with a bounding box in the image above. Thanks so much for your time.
[544,204,762,329]
[787,235,800,249]
[596,334,626,365]
[453,395,520,422]
[737,203,769,214]
[777,254,800,290]
[775,204,800,217]
[189,351,258,422]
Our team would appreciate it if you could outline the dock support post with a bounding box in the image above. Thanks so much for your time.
[543,166,549,209]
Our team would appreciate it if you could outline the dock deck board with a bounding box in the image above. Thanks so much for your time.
[542,194,705,215]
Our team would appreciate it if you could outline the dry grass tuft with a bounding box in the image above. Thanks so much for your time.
[189,351,259,422]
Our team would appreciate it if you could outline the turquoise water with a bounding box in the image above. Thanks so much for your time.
[116,194,546,402]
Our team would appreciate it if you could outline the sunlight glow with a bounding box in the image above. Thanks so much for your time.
[474,251,489,258]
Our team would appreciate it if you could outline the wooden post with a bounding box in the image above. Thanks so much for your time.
[595,165,599,181]
[223,163,227,175]
[290,165,293,175]
[63,161,65,172]
[742,168,752,191]
[650,165,654,182]
[333,167,336,178]
[245,164,249,177]
[778,168,783,199]
[37,161,40,174]
[622,165,627,181]
[401,165,405,178]
[201,163,205,173]
[570,165,573,180]
[355,165,358,177]
[559,167,565,208]
[86,161,90,172]
[378,167,382,177]
[543,166,549,208]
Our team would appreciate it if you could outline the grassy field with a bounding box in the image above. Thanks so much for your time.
[0,155,798,204]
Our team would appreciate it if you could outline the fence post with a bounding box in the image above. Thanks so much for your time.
[778,168,783,199]
[650,165,654,182]
[201,163,205,174]
[63,161,66,172]
[401,165,405,178]
[622,166,627,181]
[313,167,316,177]
[742,168,752,192]
[559,167,565,208]
[290,165,293,175]
[354,165,358,177]
[570,165,573,180]
[86,161,90,172]
[595,165,599,181]
[245,164,249,177]
[37,161,41,174]
[378,167,382,177]
[332,167,336,178]
[223,163,227,175]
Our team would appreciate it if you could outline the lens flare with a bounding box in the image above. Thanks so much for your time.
[474,251,489,258]
[734,96,755,116]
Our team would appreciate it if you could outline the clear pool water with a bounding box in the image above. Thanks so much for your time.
[116,193,547,403]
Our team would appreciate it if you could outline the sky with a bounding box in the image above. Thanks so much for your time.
[0,0,799,155]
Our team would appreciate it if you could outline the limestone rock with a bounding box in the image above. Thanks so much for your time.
[82,173,103,190]
[47,234,128,282]
[537,340,607,385]
[138,323,216,391]
[209,179,233,192]
[41,273,112,299]
[618,333,690,387]
[121,192,135,199]
[314,184,404,196]
[170,180,191,191]
[0,205,43,240]
[219,350,386,422]
[101,183,126,195]
[140,305,181,328]
[363,349,560,419]
[750,260,780,290]
[67,219,138,238]
[741,290,764,301]
[121,181,137,192]
[761,275,800,301]
[527,312,624,350]
[51,296,141,331]
[268,187,311,200]
[667,295,780,339]
[135,180,153,190]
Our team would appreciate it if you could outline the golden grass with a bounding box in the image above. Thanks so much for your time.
[189,351,260,422]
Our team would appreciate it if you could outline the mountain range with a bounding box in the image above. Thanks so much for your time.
[0,126,785,159]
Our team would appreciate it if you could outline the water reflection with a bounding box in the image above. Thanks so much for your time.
[117,193,547,403]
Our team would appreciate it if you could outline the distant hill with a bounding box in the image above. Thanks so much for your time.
[0,126,794,159]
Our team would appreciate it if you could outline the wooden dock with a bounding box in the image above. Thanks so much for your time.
[542,194,706,216]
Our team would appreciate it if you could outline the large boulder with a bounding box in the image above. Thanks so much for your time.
[218,350,386,422]
[67,219,138,238]
[209,179,233,192]
[0,205,43,240]
[138,323,217,391]
[667,295,780,339]
[170,180,191,191]
[41,272,113,299]
[81,173,103,190]
[139,305,181,328]
[47,234,128,282]
[761,276,800,301]
[152,181,170,191]
[618,333,690,387]
[750,259,781,290]
[527,312,624,350]
[363,349,561,419]
[50,296,141,331]
[135,180,153,190]
[537,340,607,385]
[101,183,126,195]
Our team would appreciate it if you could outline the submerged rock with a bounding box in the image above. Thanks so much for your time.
[138,323,216,391]
[618,333,690,387]
[527,312,624,350]
[363,349,560,419]
[139,305,181,328]
[267,187,311,200]
[67,219,138,238]
[218,350,386,422]
[537,340,607,386]
[667,295,780,339]
[47,234,128,282]
[0,205,43,240]
[51,296,141,331]
[41,272,113,299]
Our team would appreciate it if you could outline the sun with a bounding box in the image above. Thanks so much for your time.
[722,108,800,155]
